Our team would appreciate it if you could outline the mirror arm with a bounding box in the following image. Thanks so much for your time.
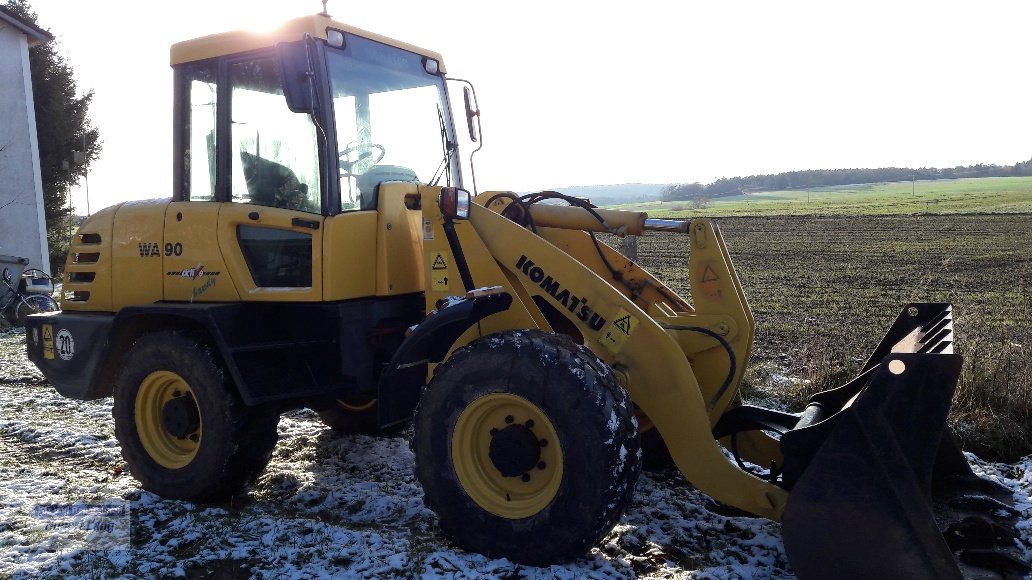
[447,77,484,195]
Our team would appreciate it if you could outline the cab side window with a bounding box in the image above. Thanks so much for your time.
[229,55,322,213]
[182,62,218,201]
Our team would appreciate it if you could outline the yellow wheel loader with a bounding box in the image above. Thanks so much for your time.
[24,14,1028,578]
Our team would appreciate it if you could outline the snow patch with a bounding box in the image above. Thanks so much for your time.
[1,329,1030,578]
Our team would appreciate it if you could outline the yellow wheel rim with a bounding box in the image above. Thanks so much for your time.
[135,370,202,469]
[452,393,563,519]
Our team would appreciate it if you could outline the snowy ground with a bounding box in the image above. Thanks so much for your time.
[1,327,1030,579]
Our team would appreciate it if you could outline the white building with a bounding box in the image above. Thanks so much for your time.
[0,7,52,274]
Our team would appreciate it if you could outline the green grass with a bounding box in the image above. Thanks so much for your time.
[607,176,1032,216]
[635,214,1032,462]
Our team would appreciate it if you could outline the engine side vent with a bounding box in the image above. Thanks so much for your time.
[65,291,91,302]
[64,226,108,309]
[72,252,101,264]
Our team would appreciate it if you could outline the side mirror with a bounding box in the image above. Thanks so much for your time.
[463,86,480,143]
[439,187,471,219]
[278,40,317,114]
[2,268,10,284]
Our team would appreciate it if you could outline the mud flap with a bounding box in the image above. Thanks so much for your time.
[781,353,965,580]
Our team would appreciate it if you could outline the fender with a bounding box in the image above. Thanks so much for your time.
[377,291,512,428]
[26,305,244,401]
[27,300,414,406]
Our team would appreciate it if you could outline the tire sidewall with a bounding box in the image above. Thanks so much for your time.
[414,331,640,564]
[114,332,244,497]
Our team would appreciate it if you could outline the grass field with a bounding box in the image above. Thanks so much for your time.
[635,213,1032,461]
[608,176,1032,216]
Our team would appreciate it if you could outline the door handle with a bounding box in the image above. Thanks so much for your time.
[248,212,260,221]
[292,217,320,230]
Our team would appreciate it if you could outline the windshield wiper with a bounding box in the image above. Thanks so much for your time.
[430,104,453,186]
[430,140,456,187]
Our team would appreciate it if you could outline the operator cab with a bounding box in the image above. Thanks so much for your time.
[171,14,461,214]
[154,15,466,305]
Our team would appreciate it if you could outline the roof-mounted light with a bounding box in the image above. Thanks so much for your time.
[424,58,440,75]
[326,29,345,47]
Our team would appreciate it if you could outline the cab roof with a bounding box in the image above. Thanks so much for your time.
[169,13,446,72]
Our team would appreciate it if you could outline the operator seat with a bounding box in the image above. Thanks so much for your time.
[355,165,419,210]
[240,151,310,211]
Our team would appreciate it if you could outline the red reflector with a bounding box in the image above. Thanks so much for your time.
[440,188,458,217]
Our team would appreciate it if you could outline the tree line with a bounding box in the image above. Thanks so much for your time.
[2,0,100,274]
[662,158,1032,202]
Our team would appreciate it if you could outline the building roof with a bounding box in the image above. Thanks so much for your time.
[0,6,53,46]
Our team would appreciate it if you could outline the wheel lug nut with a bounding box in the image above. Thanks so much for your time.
[490,428,498,436]
[189,434,199,442]
[173,390,182,397]
[504,415,514,424]
[539,438,548,447]
[537,461,546,470]
[525,419,535,428]
[521,473,531,482]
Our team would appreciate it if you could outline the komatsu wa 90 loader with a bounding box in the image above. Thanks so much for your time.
[25,13,1028,578]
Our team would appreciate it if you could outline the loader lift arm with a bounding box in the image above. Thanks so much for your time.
[409,187,1030,578]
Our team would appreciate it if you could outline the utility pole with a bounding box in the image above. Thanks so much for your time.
[72,135,91,217]
[82,134,90,216]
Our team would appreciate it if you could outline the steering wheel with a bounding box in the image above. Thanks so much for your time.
[339,143,386,177]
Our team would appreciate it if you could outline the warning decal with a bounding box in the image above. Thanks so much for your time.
[614,314,633,335]
[599,308,638,354]
[42,324,54,360]
[701,265,720,282]
[699,262,723,298]
[429,251,451,291]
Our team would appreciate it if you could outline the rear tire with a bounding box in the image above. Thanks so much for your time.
[310,395,406,435]
[413,330,641,566]
[113,331,279,501]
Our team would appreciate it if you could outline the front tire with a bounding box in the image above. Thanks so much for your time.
[113,331,279,501]
[413,330,641,566]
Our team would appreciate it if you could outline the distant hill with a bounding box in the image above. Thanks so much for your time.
[534,183,668,206]
[662,158,1032,202]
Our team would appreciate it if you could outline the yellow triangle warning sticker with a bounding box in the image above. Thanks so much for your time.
[614,315,633,335]
[42,324,54,360]
[432,254,448,270]
[599,308,638,354]
[702,265,720,283]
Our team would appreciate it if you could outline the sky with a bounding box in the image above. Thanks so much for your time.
[26,0,1032,214]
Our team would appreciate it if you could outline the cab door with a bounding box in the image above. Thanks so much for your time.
[216,52,326,301]
[217,204,323,301]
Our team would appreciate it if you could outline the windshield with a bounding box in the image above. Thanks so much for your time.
[326,34,456,210]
